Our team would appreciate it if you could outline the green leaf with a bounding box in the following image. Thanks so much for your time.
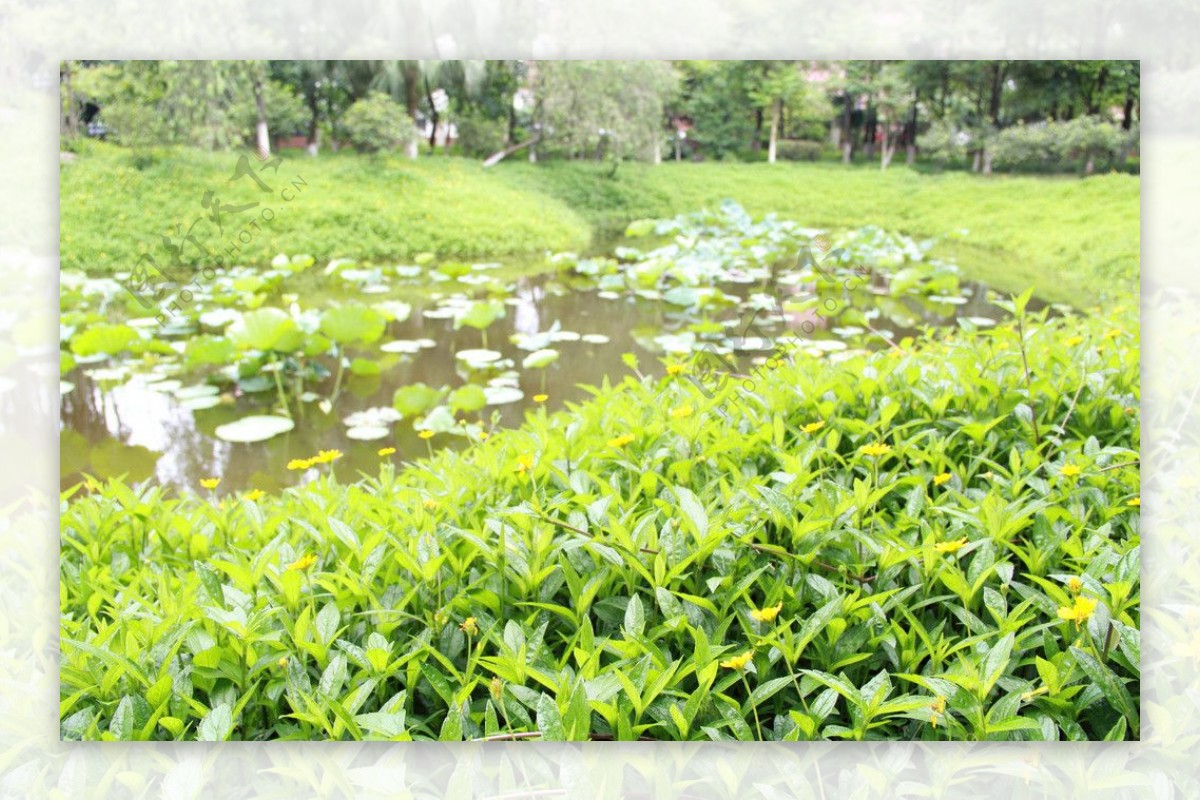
[1070,646,1139,738]
[197,703,233,742]
[536,693,566,741]
[320,304,387,345]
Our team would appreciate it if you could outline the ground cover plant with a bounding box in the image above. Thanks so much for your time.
[60,147,1138,308]
[60,298,1140,741]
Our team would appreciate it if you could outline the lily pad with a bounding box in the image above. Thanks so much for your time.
[381,340,424,354]
[455,349,503,364]
[228,309,302,352]
[346,426,391,441]
[522,349,560,369]
[483,386,524,405]
[214,415,296,444]
[320,304,386,345]
[180,395,222,411]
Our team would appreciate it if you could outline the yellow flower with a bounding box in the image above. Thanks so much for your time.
[669,404,694,419]
[244,489,265,502]
[489,676,504,700]
[423,498,438,510]
[1067,577,1083,594]
[929,696,946,728]
[286,553,318,572]
[1127,497,1140,507]
[934,537,969,554]
[287,458,313,471]
[750,602,783,624]
[1103,328,1123,340]
[516,454,535,473]
[533,394,548,403]
[314,449,342,464]
[720,650,754,671]
[607,434,636,448]
[860,442,892,457]
[460,617,479,636]
[418,430,435,440]
[666,364,687,376]
[1064,335,1084,346]
[1060,463,1081,477]
[933,472,952,486]
[1057,595,1099,628]
[200,477,220,490]
[277,657,288,668]
[378,447,396,457]
[801,421,825,434]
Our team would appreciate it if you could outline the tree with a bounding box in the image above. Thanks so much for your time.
[340,92,419,155]
[532,61,679,168]
[674,61,758,160]
[748,62,824,164]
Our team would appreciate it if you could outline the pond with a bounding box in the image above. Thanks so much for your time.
[59,203,1044,494]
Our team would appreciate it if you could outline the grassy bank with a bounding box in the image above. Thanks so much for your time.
[61,305,1140,741]
[59,145,592,272]
[61,147,1139,308]
[497,161,1140,308]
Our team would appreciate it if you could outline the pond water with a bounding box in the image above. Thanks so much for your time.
[60,207,1044,495]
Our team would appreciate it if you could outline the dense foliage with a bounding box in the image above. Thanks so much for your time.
[61,60,1138,173]
[340,92,419,154]
[60,295,1139,741]
[60,148,1138,307]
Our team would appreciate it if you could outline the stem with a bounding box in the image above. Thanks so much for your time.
[742,672,763,740]
[272,361,291,418]
[1014,315,1042,449]
[330,346,346,404]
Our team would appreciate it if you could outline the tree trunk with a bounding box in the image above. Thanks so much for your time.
[1122,89,1135,130]
[988,62,1006,125]
[1084,153,1095,175]
[972,150,981,173]
[404,62,421,118]
[982,149,993,175]
[841,94,853,163]
[752,107,763,152]
[864,103,876,159]
[880,121,896,171]
[62,61,79,140]
[767,99,780,163]
[252,68,270,158]
[483,134,544,168]
[424,77,439,149]
[905,94,918,166]
[306,88,321,156]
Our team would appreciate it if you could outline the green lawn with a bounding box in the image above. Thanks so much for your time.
[497,161,1140,309]
[61,146,1139,308]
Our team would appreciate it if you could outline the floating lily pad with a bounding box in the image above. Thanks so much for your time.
[346,426,391,441]
[522,349,559,369]
[180,395,222,411]
[344,407,402,427]
[174,384,220,400]
[581,334,611,345]
[214,415,295,444]
[381,340,424,354]
[483,386,524,405]
[455,349,502,364]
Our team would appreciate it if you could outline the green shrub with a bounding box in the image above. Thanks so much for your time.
[59,306,1140,741]
[456,113,508,158]
[340,92,419,154]
[774,140,825,162]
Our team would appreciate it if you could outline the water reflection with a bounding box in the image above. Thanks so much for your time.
[60,272,1036,494]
